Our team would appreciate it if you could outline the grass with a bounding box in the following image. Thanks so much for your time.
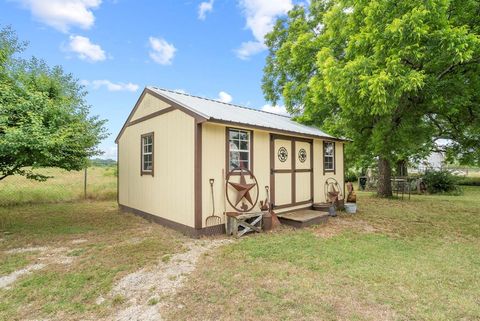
[0,166,117,206]
[0,201,187,320]
[166,187,480,321]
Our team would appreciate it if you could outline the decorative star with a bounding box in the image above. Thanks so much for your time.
[229,169,256,206]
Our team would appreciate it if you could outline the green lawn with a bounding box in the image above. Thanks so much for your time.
[166,187,480,321]
[1,188,479,320]
[0,201,187,320]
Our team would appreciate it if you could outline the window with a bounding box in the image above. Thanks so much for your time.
[228,128,251,171]
[141,133,154,175]
[323,141,335,172]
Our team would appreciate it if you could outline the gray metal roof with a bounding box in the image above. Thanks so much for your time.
[148,86,338,140]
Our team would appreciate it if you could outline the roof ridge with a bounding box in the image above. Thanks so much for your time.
[149,86,292,119]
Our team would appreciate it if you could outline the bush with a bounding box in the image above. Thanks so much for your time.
[345,169,359,183]
[456,176,480,186]
[423,170,461,194]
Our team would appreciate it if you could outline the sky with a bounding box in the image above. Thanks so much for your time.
[0,0,299,159]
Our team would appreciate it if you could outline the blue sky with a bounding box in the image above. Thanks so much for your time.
[0,0,296,159]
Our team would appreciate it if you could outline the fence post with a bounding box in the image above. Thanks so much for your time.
[84,167,87,200]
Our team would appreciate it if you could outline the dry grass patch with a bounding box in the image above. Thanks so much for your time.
[0,201,187,320]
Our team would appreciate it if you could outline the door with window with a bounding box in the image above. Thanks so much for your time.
[270,134,313,210]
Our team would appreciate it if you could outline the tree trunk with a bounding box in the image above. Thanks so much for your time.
[377,157,393,197]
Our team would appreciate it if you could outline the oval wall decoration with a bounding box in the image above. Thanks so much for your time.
[298,148,307,163]
[278,147,288,162]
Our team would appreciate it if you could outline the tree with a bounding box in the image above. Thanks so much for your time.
[262,0,480,197]
[0,26,107,181]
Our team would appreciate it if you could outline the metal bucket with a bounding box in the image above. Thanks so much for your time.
[344,203,357,214]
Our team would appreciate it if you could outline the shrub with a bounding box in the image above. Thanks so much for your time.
[423,170,461,194]
[345,169,359,183]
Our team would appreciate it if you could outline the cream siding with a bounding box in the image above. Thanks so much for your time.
[201,122,345,225]
[118,108,195,227]
[130,93,171,122]
[313,140,345,203]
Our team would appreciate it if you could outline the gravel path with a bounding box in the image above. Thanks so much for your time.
[106,238,231,321]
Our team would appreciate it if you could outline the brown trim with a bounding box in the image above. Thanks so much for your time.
[270,134,275,207]
[127,106,175,127]
[115,88,208,143]
[115,89,148,143]
[311,140,314,202]
[295,169,312,173]
[292,140,296,204]
[334,141,337,175]
[116,144,119,204]
[140,132,154,176]
[225,127,254,175]
[194,121,202,229]
[119,204,225,238]
[146,88,208,123]
[209,119,347,143]
[270,134,314,210]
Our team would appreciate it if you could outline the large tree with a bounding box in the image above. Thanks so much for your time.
[263,0,480,196]
[0,26,107,181]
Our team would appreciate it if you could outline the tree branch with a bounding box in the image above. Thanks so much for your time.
[437,58,480,80]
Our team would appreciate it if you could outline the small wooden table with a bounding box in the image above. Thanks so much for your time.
[225,212,263,237]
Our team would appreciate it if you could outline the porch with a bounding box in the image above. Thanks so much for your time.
[277,209,329,228]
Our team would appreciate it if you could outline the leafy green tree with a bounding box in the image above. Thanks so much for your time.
[263,0,480,196]
[0,26,107,181]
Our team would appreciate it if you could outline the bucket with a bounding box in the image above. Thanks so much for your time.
[344,203,357,214]
[328,205,337,217]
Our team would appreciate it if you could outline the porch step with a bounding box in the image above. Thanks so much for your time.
[312,202,331,212]
[277,209,329,228]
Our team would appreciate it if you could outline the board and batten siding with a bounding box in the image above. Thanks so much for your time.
[201,122,345,227]
[313,140,345,203]
[118,94,195,228]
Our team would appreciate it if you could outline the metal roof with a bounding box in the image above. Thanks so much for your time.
[148,87,339,140]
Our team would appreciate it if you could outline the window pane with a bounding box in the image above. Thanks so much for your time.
[325,143,333,156]
[240,151,249,161]
[229,130,239,140]
[239,131,248,140]
[239,140,248,151]
[230,151,240,170]
[240,160,249,169]
[229,141,239,151]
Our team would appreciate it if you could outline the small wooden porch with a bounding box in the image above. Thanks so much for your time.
[277,209,329,228]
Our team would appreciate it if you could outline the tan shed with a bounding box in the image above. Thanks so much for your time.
[116,87,347,237]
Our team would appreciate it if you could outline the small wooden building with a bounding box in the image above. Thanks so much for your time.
[116,87,346,237]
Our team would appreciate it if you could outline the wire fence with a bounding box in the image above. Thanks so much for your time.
[0,166,117,207]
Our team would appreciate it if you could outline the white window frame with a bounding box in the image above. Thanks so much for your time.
[324,141,335,172]
[228,128,251,171]
[141,132,154,175]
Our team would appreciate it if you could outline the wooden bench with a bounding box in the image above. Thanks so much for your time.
[225,212,263,237]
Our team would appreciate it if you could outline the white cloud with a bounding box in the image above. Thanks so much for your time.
[84,80,139,92]
[236,0,293,59]
[67,35,106,62]
[217,91,233,103]
[235,41,266,60]
[148,37,176,65]
[17,0,102,33]
[198,0,214,20]
[261,104,289,116]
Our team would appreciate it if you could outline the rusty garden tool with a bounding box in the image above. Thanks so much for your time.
[206,178,222,227]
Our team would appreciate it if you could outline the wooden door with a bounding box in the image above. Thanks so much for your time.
[270,135,313,210]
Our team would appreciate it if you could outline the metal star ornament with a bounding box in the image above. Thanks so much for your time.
[228,169,256,206]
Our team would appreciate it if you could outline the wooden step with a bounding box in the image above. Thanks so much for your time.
[277,210,329,228]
